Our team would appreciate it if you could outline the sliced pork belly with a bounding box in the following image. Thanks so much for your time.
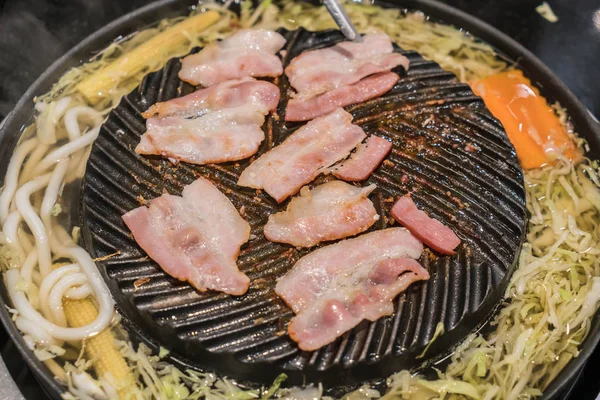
[332,135,392,181]
[390,195,461,255]
[238,108,366,202]
[142,78,280,119]
[137,79,279,164]
[179,29,286,86]
[276,228,423,313]
[288,258,429,351]
[285,72,399,122]
[136,106,267,164]
[122,177,250,295]
[275,228,427,351]
[285,32,409,98]
[264,181,378,247]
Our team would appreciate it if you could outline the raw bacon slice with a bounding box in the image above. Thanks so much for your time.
[288,258,429,351]
[275,228,427,351]
[238,108,366,202]
[178,29,286,86]
[264,181,378,247]
[285,32,409,98]
[332,135,392,181]
[390,195,461,255]
[276,228,423,313]
[136,105,268,164]
[122,177,251,295]
[137,79,279,164]
[142,78,280,119]
[285,72,399,122]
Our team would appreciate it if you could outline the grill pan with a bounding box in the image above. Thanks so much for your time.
[81,27,525,388]
[0,0,598,398]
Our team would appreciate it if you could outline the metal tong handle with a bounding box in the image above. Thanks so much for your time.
[323,0,361,41]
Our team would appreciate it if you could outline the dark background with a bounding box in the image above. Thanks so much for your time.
[0,0,599,398]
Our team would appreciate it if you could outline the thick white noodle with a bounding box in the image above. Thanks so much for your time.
[64,106,103,140]
[20,250,38,283]
[23,334,36,350]
[49,273,88,327]
[33,127,100,177]
[40,159,69,227]
[65,283,92,300]
[1,97,113,376]
[15,316,58,346]
[2,211,24,260]
[17,229,34,253]
[6,268,113,341]
[35,97,72,145]
[58,246,115,320]
[71,146,93,181]
[39,263,80,322]
[19,144,50,186]
[49,222,75,253]
[15,173,53,277]
[0,138,37,223]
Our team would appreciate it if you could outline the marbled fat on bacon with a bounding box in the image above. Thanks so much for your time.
[390,195,461,255]
[285,33,409,98]
[136,80,280,165]
[178,29,286,86]
[238,108,366,202]
[288,258,429,351]
[142,78,280,119]
[285,72,399,122]
[136,105,268,164]
[332,135,392,181]
[122,177,251,296]
[275,228,428,350]
[264,181,378,247]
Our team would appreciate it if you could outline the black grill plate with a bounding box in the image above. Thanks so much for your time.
[81,28,526,387]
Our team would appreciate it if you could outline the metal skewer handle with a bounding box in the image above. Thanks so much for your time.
[322,0,361,41]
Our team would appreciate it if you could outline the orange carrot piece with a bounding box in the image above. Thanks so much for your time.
[471,70,581,169]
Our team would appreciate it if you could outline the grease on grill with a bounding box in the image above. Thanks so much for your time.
[81,28,526,388]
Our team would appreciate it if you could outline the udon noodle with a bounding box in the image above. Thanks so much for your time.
[1,1,600,399]
[1,99,113,340]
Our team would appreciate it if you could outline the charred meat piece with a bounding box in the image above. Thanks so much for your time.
[332,135,392,181]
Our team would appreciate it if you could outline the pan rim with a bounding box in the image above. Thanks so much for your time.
[0,0,598,398]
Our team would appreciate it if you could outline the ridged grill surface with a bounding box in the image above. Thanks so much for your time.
[81,28,526,387]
